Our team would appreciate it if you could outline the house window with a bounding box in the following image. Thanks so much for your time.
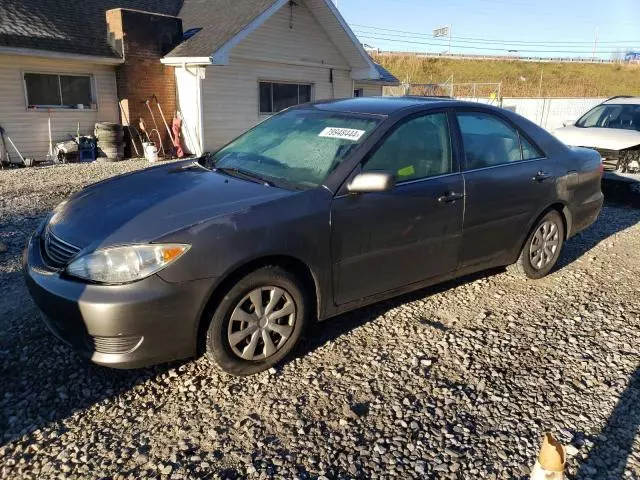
[259,82,312,114]
[24,73,95,109]
[354,88,364,97]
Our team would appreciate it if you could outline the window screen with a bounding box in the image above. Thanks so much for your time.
[259,82,313,114]
[25,73,94,109]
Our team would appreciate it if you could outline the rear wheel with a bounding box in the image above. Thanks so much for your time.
[509,210,565,279]
[205,266,308,376]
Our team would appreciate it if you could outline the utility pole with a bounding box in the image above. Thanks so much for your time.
[448,24,452,55]
[592,27,599,60]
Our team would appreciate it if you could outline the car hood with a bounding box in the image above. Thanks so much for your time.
[48,161,296,250]
[552,126,640,150]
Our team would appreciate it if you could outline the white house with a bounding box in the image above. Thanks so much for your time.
[0,0,183,160]
[161,0,398,155]
[0,0,398,160]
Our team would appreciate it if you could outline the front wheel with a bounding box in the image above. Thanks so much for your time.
[509,210,565,279]
[205,266,308,376]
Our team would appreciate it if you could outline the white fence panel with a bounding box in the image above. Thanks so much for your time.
[457,97,606,130]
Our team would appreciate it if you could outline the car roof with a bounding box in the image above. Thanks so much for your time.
[602,96,640,105]
[309,96,478,115]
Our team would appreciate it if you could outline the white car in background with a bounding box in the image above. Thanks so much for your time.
[552,96,640,174]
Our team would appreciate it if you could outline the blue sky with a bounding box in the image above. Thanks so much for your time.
[335,0,640,59]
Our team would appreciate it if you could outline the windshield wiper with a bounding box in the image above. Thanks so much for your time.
[214,166,275,187]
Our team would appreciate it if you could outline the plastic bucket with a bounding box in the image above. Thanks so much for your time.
[143,142,158,162]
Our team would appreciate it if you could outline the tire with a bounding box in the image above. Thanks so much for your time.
[96,133,124,143]
[205,266,308,376]
[509,210,565,279]
[98,142,124,150]
[98,146,124,161]
[94,122,123,133]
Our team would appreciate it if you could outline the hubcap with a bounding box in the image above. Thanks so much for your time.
[227,286,296,361]
[529,220,560,270]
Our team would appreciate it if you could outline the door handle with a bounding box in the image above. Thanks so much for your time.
[437,191,465,203]
[532,170,552,182]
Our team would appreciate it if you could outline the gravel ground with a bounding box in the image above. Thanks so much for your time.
[1,161,639,480]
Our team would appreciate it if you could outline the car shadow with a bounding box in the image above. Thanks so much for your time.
[601,177,640,208]
[1,193,637,449]
[293,267,503,362]
[556,195,640,269]
[575,367,640,479]
[0,265,185,446]
[294,194,640,364]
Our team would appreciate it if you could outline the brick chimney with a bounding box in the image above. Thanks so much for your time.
[106,8,183,157]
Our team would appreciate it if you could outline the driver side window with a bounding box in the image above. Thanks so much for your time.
[363,113,453,182]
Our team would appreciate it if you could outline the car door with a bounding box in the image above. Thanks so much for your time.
[455,110,560,269]
[330,111,464,306]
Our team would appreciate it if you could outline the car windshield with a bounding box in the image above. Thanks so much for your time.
[576,103,640,131]
[201,109,382,189]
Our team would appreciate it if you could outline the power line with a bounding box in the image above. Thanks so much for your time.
[356,34,627,54]
[353,29,635,48]
[353,29,635,50]
[351,23,640,46]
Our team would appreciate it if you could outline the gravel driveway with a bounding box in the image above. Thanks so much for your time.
[1,161,639,479]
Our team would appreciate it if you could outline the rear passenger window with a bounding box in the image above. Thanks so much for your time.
[457,112,523,169]
[521,136,544,160]
[364,113,452,182]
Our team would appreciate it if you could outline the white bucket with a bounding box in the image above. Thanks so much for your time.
[143,142,158,162]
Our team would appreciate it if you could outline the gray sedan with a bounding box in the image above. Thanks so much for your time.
[23,97,604,376]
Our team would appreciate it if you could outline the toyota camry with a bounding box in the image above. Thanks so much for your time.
[24,97,604,376]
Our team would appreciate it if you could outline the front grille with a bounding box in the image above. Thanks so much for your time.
[594,148,620,172]
[90,335,143,355]
[43,229,81,268]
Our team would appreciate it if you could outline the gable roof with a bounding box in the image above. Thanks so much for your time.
[163,0,379,80]
[0,0,182,59]
[165,0,274,59]
[368,63,400,86]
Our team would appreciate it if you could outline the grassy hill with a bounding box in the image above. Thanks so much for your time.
[373,54,640,98]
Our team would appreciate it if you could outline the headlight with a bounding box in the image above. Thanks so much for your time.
[66,244,190,284]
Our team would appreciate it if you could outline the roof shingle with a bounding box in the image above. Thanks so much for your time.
[165,0,276,58]
[0,0,183,58]
[372,63,400,85]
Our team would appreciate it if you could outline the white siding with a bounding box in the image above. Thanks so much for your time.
[199,2,355,151]
[305,0,371,71]
[355,83,383,97]
[202,61,351,150]
[0,55,118,160]
[233,1,349,68]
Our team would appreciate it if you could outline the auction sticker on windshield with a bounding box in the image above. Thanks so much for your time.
[319,127,366,141]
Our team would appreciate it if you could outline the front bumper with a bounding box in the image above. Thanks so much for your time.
[22,233,214,369]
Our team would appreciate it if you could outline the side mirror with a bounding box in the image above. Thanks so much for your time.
[347,172,395,194]
[563,119,576,127]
